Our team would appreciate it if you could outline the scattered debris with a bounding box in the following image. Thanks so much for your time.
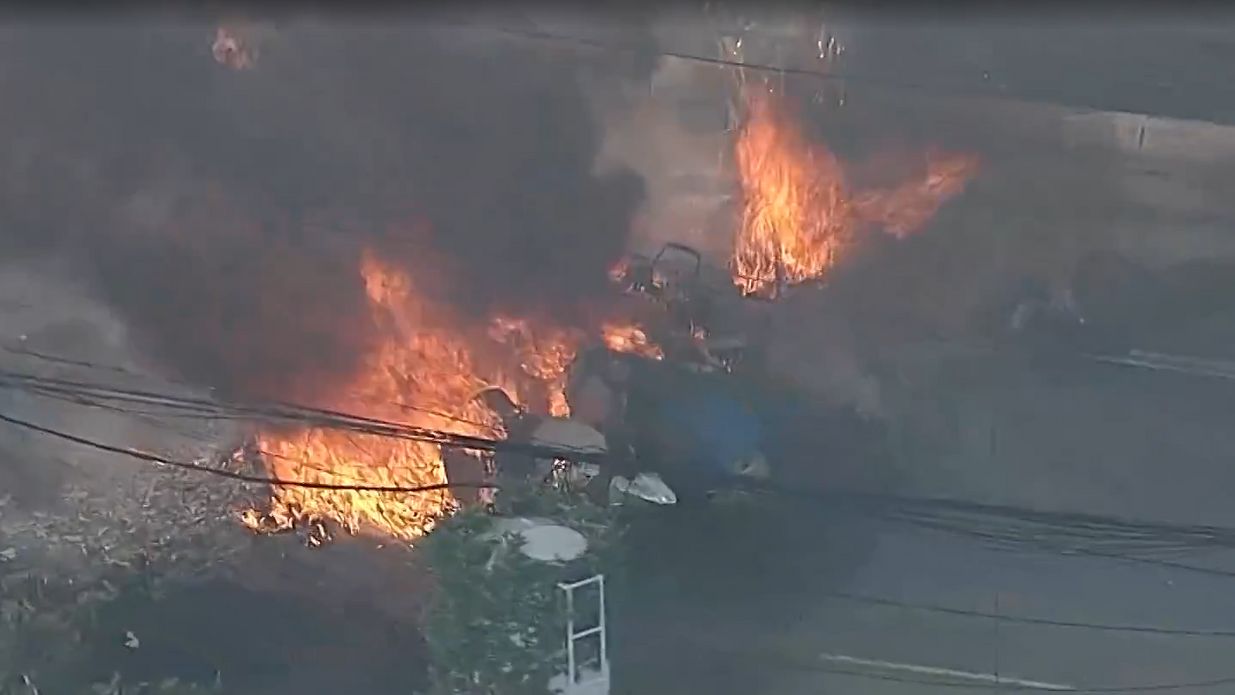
[0,450,254,588]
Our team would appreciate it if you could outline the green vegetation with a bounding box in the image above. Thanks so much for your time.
[0,570,221,695]
[417,484,625,695]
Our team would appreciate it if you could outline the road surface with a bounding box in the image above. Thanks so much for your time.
[623,511,1235,694]
[618,339,1235,693]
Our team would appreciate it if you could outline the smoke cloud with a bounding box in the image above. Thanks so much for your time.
[0,18,649,401]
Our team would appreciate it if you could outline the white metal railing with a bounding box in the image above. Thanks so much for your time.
[557,574,609,694]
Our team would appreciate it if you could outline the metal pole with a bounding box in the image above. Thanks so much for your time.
[992,591,1002,692]
[565,583,576,685]
[597,574,608,676]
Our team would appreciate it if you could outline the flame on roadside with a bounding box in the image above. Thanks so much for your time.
[732,89,980,295]
[243,252,663,542]
[245,253,514,542]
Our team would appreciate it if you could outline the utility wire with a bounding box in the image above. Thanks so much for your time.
[821,590,1235,638]
[437,20,925,97]
[752,655,1235,692]
[9,366,1235,555]
[870,505,1233,557]
[16,379,1235,647]
[0,411,495,494]
[1060,547,1235,581]
[0,368,610,463]
[0,343,202,389]
[9,395,1235,582]
[433,18,1125,119]
[749,482,1235,554]
[1,342,498,430]
[653,634,1235,692]
[12,361,1235,569]
[18,386,464,486]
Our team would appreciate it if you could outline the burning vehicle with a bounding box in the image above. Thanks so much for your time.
[611,242,768,373]
[613,347,771,499]
[473,341,771,508]
[574,344,770,491]
[469,385,678,507]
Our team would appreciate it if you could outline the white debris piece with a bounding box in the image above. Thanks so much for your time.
[485,517,590,563]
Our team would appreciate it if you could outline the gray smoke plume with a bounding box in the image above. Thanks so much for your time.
[0,17,650,402]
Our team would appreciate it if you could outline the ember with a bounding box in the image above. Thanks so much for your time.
[212,25,256,71]
[732,89,979,295]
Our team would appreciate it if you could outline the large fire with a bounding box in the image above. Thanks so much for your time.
[246,254,510,542]
[244,252,661,542]
[239,77,971,546]
[732,89,980,295]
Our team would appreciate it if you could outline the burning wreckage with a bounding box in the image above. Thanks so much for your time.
[228,87,980,546]
[227,241,779,547]
[451,243,777,512]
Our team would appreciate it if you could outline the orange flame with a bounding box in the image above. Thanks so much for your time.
[246,253,514,541]
[732,90,979,295]
[733,89,855,296]
[245,252,664,542]
[852,148,982,239]
[488,316,582,418]
[602,321,664,361]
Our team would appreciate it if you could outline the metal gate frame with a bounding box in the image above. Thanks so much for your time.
[558,573,609,694]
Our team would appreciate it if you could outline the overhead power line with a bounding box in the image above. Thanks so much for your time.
[10,351,1235,575]
[15,362,1235,658]
[434,20,841,78]
[436,19,1033,109]
[658,636,1235,692]
[822,590,1235,638]
[0,411,495,494]
[0,343,504,430]
[1,343,202,389]
[9,364,1235,558]
[6,390,1235,583]
[770,658,1235,693]
[0,367,611,463]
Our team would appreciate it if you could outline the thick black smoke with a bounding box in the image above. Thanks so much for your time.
[0,18,649,400]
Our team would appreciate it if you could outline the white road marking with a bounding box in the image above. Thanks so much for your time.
[818,652,1075,691]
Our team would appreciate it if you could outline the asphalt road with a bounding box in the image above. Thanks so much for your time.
[617,341,1235,694]
[623,511,1235,694]
[767,523,1235,693]
[839,17,1235,126]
